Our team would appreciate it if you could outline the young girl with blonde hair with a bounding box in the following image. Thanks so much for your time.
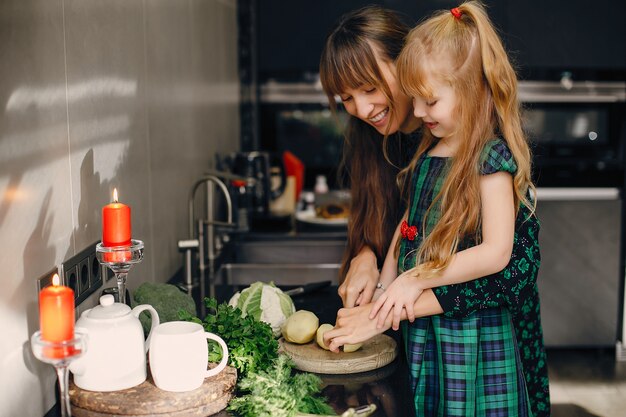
[324,2,549,415]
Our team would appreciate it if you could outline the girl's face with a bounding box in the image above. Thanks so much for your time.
[338,56,419,135]
[412,76,458,142]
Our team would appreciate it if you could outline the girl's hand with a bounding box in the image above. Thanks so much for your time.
[338,248,379,307]
[369,269,423,330]
[323,304,388,352]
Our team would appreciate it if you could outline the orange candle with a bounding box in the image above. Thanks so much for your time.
[102,188,131,247]
[39,274,74,343]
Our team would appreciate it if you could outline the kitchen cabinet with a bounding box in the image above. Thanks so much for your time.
[256,0,462,81]
[504,1,626,81]
[252,0,626,82]
[536,195,621,347]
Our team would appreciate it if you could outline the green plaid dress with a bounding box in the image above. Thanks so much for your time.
[433,202,550,417]
[399,139,534,416]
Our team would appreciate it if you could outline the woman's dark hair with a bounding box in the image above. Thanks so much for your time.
[319,6,412,277]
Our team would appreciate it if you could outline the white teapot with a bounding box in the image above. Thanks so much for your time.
[70,294,159,391]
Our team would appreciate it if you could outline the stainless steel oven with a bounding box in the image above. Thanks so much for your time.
[259,79,626,188]
[258,80,348,189]
[519,80,626,349]
[519,80,626,187]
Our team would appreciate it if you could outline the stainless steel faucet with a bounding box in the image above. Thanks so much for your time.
[177,171,254,301]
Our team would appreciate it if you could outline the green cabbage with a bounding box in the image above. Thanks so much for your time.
[229,282,295,337]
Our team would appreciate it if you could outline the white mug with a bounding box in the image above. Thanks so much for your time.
[149,321,229,392]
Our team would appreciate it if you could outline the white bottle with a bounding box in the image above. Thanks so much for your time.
[314,175,329,194]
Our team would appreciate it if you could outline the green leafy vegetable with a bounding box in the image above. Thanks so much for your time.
[227,354,335,417]
[180,298,334,415]
[179,297,278,378]
[229,281,296,337]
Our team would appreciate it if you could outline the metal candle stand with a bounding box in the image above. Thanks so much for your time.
[95,239,144,305]
[30,332,87,417]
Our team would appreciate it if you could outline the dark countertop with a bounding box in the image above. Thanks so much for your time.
[207,284,415,417]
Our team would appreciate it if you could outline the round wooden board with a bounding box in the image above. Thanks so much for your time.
[69,366,237,417]
[280,334,397,374]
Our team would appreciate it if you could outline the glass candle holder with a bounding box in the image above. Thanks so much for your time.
[96,239,144,305]
[31,331,87,417]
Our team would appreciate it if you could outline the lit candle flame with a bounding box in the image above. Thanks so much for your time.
[113,188,118,203]
[52,273,60,286]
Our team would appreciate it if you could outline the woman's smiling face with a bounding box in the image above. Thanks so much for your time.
[338,51,419,135]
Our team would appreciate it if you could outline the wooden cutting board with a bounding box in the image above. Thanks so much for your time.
[280,334,397,374]
[69,365,237,417]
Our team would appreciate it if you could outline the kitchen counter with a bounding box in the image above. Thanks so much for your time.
[230,223,348,241]
[206,285,415,417]
[43,286,413,417]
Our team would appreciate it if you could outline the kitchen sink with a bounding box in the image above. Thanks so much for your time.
[230,239,345,264]
[217,263,341,286]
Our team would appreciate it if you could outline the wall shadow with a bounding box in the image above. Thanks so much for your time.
[18,187,57,413]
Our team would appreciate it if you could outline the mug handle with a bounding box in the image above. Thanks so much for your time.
[204,333,229,378]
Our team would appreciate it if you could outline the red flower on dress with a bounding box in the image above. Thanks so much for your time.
[400,220,418,241]
[401,220,409,236]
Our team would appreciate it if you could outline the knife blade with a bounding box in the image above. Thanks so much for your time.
[284,280,332,296]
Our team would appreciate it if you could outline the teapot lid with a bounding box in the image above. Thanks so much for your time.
[86,294,131,319]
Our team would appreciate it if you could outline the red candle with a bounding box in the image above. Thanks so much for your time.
[102,188,131,247]
[39,274,74,344]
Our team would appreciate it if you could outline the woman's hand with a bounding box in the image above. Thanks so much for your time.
[323,304,389,352]
[369,268,423,330]
[338,248,379,307]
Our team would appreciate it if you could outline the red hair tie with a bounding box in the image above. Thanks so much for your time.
[451,7,462,20]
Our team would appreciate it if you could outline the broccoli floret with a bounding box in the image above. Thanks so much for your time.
[132,282,197,335]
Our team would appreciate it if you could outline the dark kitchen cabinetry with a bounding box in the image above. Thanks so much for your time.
[503,0,626,79]
[254,0,626,82]
[257,0,370,81]
[257,0,489,81]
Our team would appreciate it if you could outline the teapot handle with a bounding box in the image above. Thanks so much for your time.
[132,304,160,353]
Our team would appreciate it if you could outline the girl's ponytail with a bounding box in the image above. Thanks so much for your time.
[456,2,535,213]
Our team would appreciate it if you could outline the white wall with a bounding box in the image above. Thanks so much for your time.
[0,0,239,415]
